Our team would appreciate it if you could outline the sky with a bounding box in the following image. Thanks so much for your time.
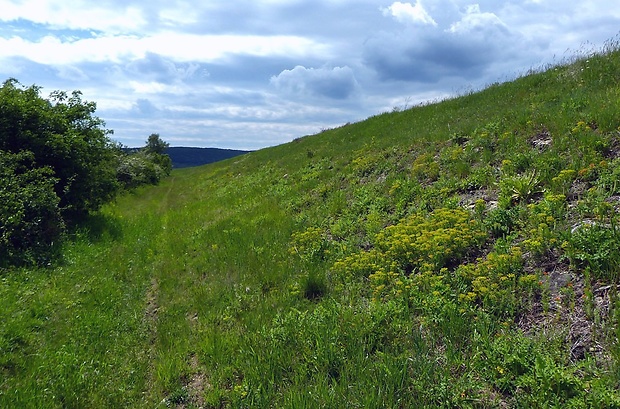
[1,1,619,150]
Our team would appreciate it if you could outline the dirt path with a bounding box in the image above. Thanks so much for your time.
[145,277,159,344]
[144,276,160,403]
[144,175,211,407]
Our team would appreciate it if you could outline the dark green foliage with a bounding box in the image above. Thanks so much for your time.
[485,207,521,238]
[144,133,169,155]
[148,151,172,177]
[143,133,172,175]
[0,79,118,218]
[0,78,120,265]
[303,271,327,300]
[0,151,64,266]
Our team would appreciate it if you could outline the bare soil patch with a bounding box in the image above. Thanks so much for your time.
[518,250,615,363]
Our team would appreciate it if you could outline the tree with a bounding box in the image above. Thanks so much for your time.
[142,133,172,176]
[144,133,169,155]
[0,79,119,219]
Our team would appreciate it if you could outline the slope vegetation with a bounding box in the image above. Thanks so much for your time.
[2,41,620,407]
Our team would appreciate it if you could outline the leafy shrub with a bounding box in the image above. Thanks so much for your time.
[375,207,487,272]
[350,154,380,177]
[462,165,497,190]
[455,247,526,316]
[0,79,118,218]
[116,151,169,189]
[149,152,172,176]
[594,157,620,194]
[0,150,64,265]
[142,133,172,176]
[466,125,498,163]
[550,169,577,194]
[516,355,585,406]
[521,193,566,258]
[290,227,327,262]
[0,80,173,265]
[411,152,440,183]
[440,145,471,178]
[570,120,611,159]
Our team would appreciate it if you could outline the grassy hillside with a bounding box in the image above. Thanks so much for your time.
[2,41,620,407]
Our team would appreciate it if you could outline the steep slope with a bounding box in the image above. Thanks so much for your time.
[2,42,620,408]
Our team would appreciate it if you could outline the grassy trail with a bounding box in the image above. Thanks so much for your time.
[0,173,195,407]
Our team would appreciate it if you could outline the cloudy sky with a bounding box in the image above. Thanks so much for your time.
[1,1,619,149]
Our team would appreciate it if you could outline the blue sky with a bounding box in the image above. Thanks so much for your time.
[1,0,619,149]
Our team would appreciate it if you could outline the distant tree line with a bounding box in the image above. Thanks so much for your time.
[0,79,171,266]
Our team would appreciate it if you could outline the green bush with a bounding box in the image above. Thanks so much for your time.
[373,207,487,273]
[498,171,542,208]
[116,151,169,189]
[116,134,172,189]
[485,206,521,238]
[0,78,133,265]
[0,150,64,266]
[0,79,119,218]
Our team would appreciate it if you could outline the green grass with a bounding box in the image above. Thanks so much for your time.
[3,39,620,407]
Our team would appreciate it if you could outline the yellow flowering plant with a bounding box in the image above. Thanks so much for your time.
[374,208,487,274]
[522,193,566,258]
[333,207,487,301]
[455,247,525,316]
[411,152,440,183]
[290,226,328,262]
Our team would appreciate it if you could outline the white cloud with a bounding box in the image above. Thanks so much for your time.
[0,0,146,33]
[55,65,89,81]
[158,3,200,26]
[382,1,437,26]
[147,33,331,62]
[0,32,330,65]
[271,65,359,99]
[0,35,139,65]
[448,4,508,34]
[128,81,176,94]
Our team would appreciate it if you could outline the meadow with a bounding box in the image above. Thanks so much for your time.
[2,39,620,407]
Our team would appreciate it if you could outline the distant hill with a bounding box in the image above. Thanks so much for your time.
[165,147,250,168]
